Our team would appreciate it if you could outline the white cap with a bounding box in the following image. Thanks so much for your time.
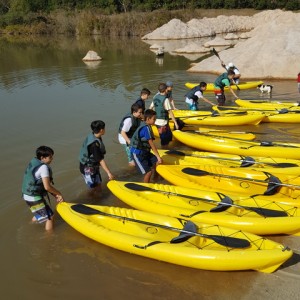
[228,62,234,67]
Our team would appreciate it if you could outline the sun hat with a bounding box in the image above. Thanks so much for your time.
[228,62,234,67]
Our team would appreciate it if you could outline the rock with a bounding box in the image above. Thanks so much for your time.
[224,33,239,40]
[149,43,162,49]
[204,37,234,47]
[239,32,250,39]
[188,10,300,79]
[174,42,210,54]
[82,50,102,61]
[142,10,300,79]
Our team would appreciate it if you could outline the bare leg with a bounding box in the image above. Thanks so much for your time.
[143,170,153,183]
[45,217,54,231]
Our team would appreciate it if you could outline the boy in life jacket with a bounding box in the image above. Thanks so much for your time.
[213,70,239,106]
[134,88,151,115]
[130,109,162,183]
[22,146,64,231]
[79,120,114,195]
[149,83,179,147]
[118,103,143,166]
[185,81,214,110]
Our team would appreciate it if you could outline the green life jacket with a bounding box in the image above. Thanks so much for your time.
[118,113,141,138]
[185,85,201,99]
[79,133,106,166]
[214,72,229,89]
[21,157,52,196]
[130,122,154,152]
[153,94,168,120]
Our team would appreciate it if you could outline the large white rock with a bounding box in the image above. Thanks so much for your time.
[188,10,300,79]
[142,10,300,79]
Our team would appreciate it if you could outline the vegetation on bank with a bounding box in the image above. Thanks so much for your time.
[0,1,299,36]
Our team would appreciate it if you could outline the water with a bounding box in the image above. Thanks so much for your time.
[0,35,299,300]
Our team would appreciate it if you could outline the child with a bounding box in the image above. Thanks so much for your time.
[214,70,239,106]
[79,120,114,194]
[221,61,241,84]
[165,81,178,110]
[118,103,143,166]
[21,146,64,231]
[149,83,179,147]
[134,88,151,114]
[185,81,214,110]
[130,109,162,183]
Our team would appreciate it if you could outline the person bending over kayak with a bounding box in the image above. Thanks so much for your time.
[214,70,239,106]
[22,145,64,231]
[185,81,214,110]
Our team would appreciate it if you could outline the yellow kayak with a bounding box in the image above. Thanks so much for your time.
[152,126,256,140]
[213,105,300,123]
[172,130,300,159]
[185,81,264,92]
[58,202,292,273]
[236,99,300,109]
[157,149,300,175]
[173,112,264,126]
[108,180,300,236]
[156,164,300,199]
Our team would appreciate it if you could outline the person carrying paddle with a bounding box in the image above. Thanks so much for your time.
[130,109,162,183]
[22,146,64,231]
[214,70,239,106]
[185,81,214,110]
[79,120,114,195]
[221,61,241,84]
[149,83,179,147]
[118,103,143,166]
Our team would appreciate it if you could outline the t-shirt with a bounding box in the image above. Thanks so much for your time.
[118,117,132,144]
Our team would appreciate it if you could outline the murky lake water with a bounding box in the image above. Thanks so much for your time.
[0,35,300,300]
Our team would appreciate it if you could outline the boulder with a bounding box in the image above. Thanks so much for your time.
[82,50,102,61]
[224,33,239,40]
[204,37,234,47]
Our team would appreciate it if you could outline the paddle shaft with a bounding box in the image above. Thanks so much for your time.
[71,204,250,248]
[183,167,300,189]
[125,183,287,217]
[165,150,298,168]
[212,48,240,90]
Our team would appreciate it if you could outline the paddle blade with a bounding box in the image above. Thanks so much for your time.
[170,221,197,244]
[264,175,282,195]
[211,235,250,249]
[210,196,233,213]
[212,48,220,59]
[240,156,256,167]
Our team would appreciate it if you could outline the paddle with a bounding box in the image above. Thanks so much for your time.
[212,48,240,90]
[174,110,247,119]
[164,150,299,168]
[216,106,300,115]
[181,167,300,195]
[71,204,250,248]
[125,183,287,217]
